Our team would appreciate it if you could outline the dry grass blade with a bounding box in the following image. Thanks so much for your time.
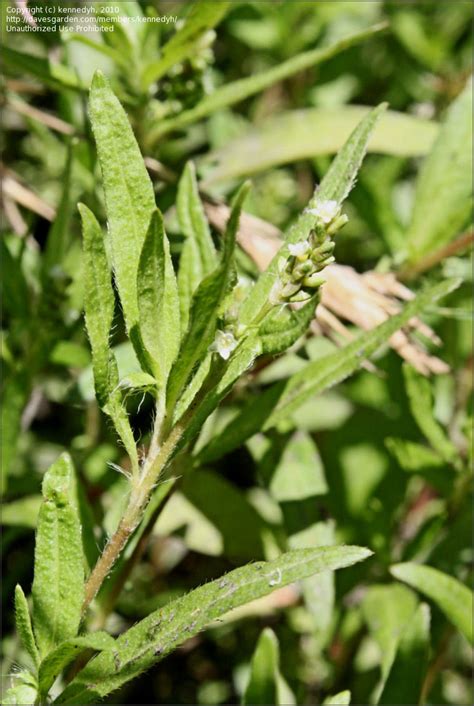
[204,201,449,375]
[2,170,55,221]
[8,97,75,135]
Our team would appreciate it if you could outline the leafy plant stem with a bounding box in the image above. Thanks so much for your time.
[82,377,213,615]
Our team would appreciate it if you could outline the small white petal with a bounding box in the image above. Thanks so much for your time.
[306,199,340,224]
[288,240,310,257]
[212,329,238,360]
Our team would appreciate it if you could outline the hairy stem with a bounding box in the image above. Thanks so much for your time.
[81,393,200,615]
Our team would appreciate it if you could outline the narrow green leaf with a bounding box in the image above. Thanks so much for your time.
[202,107,438,184]
[238,104,386,328]
[407,80,473,262]
[38,633,115,699]
[142,1,231,87]
[14,585,40,669]
[146,23,387,144]
[56,546,371,704]
[199,279,461,463]
[79,203,138,473]
[403,364,458,465]
[378,603,430,705]
[32,454,84,658]
[243,629,282,705]
[88,71,156,331]
[323,691,351,705]
[79,204,115,408]
[390,562,473,644]
[266,280,458,428]
[2,46,83,91]
[167,183,248,411]
[177,162,217,333]
[135,210,180,385]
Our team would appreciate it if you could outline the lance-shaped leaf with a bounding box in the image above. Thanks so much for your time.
[378,603,430,705]
[79,204,138,473]
[177,162,217,333]
[403,364,459,465]
[88,71,156,331]
[32,454,84,658]
[166,183,248,412]
[135,210,180,386]
[407,80,473,263]
[79,204,115,408]
[390,562,473,644]
[238,104,386,328]
[203,106,438,185]
[243,628,295,705]
[146,24,387,144]
[198,278,460,464]
[38,633,115,700]
[56,545,371,704]
[141,1,231,87]
[14,585,40,670]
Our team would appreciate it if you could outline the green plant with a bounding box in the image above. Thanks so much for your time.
[2,3,472,705]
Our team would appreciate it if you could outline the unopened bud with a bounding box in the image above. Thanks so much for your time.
[302,273,326,289]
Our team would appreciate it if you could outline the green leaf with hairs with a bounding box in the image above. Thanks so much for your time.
[146,24,387,145]
[79,203,138,474]
[32,454,84,658]
[407,80,473,263]
[38,633,115,700]
[135,210,180,386]
[88,71,156,332]
[56,546,371,704]
[198,278,460,463]
[177,162,218,333]
[15,585,40,670]
[390,563,473,644]
[166,183,248,412]
[142,1,231,87]
[238,104,386,329]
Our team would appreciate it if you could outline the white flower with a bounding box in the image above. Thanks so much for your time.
[210,329,238,360]
[306,199,339,224]
[288,240,310,258]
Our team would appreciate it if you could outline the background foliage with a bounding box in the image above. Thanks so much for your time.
[1,1,473,705]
